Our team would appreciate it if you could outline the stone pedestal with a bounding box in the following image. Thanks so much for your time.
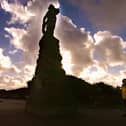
[26,35,77,116]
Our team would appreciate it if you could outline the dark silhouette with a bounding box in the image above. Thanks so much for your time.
[26,4,122,117]
[0,88,28,99]
[26,4,72,116]
[42,4,59,36]
[122,79,126,102]
[122,79,126,116]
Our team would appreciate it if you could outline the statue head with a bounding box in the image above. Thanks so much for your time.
[48,4,55,10]
[48,4,59,15]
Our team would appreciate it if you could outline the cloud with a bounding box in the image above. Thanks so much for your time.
[4,27,27,51]
[70,0,126,31]
[120,69,126,81]
[56,15,94,76]
[9,49,18,55]
[0,48,12,71]
[56,15,126,86]
[1,0,33,24]
[23,64,36,81]
[0,48,21,73]
[1,0,126,89]
[94,31,126,67]
[0,48,23,89]
[99,74,121,87]
[0,75,25,90]
[79,65,107,83]
[79,64,123,87]
[78,30,126,86]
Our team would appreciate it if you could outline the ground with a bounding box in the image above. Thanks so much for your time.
[0,99,125,126]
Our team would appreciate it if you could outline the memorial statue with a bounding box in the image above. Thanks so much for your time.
[42,4,59,36]
[27,4,77,116]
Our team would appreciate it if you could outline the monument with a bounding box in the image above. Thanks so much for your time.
[26,4,77,116]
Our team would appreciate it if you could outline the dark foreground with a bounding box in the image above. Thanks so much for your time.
[0,99,125,126]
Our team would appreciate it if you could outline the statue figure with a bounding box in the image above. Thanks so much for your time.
[42,4,59,36]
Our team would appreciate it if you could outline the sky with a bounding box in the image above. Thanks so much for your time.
[0,0,126,89]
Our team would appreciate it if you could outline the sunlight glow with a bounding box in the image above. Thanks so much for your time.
[61,51,73,75]
[94,34,104,45]
[48,1,60,8]
[79,66,107,83]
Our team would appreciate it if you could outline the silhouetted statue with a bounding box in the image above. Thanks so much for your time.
[42,4,59,36]
[27,4,79,116]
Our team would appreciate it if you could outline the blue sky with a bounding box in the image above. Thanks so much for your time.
[59,0,126,40]
[0,7,10,48]
[59,0,97,35]
[0,0,126,89]
[0,1,24,63]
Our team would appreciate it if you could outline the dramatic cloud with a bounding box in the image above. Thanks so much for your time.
[58,19,126,86]
[70,0,126,31]
[0,75,25,90]
[56,15,94,76]
[4,27,27,51]
[0,48,22,89]
[80,65,122,87]
[1,0,126,89]
[79,65,107,82]
[56,15,126,86]
[0,48,12,71]
[0,0,59,89]
[78,31,126,86]
[1,0,33,24]
[0,48,20,73]
[94,31,126,67]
